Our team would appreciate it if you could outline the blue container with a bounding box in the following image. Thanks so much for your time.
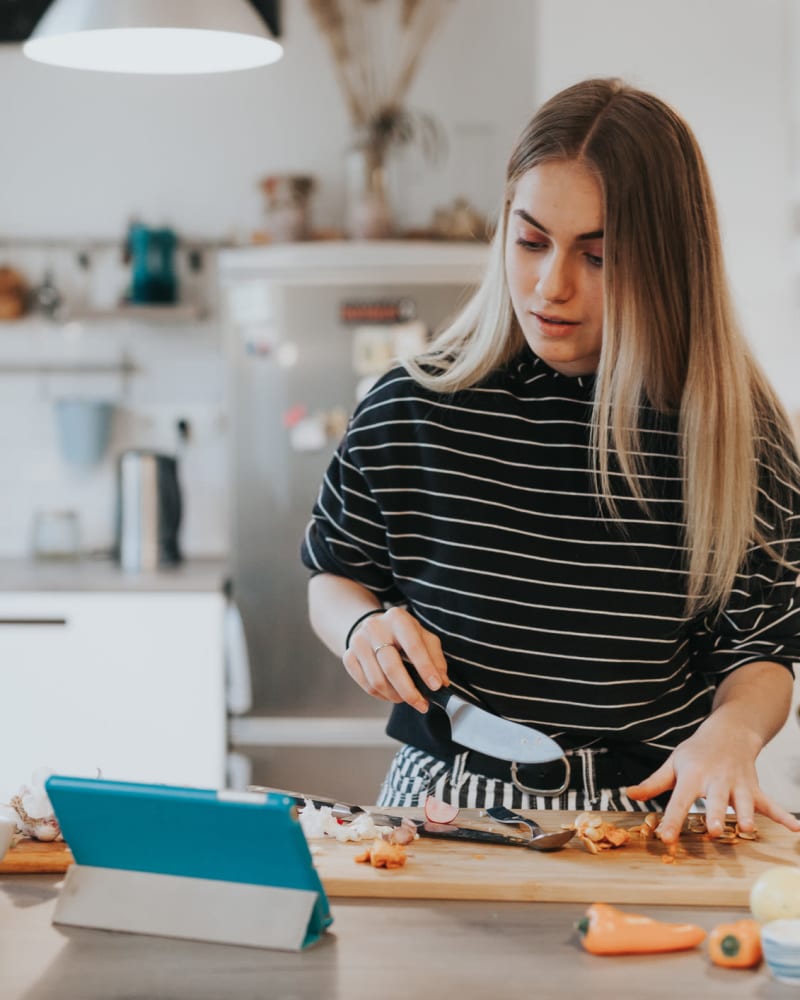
[54,399,114,468]
[127,224,178,304]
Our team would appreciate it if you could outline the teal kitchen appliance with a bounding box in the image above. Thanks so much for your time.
[127,223,178,304]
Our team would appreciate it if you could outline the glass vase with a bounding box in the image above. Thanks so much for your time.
[345,137,394,240]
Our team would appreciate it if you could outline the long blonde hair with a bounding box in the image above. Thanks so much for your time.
[404,78,799,616]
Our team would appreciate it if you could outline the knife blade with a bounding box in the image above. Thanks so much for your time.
[361,811,532,845]
[410,669,564,764]
[247,786,369,818]
[247,786,534,847]
[415,821,533,847]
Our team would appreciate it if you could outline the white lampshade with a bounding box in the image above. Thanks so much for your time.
[23,0,283,74]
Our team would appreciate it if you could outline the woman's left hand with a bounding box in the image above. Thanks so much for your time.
[625,714,800,844]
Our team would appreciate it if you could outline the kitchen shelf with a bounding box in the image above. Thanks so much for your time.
[218,240,488,286]
[82,303,209,323]
[0,358,139,376]
[0,236,229,251]
[0,303,210,333]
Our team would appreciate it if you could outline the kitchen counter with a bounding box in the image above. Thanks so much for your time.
[0,874,787,999]
[0,557,228,593]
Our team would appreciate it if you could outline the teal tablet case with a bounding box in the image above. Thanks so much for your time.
[46,775,332,948]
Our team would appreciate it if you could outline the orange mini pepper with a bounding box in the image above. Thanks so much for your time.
[708,919,762,969]
[577,902,707,955]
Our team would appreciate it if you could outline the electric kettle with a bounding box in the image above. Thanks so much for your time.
[115,450,182,572]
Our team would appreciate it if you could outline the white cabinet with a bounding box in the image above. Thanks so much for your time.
[0,591,226,798]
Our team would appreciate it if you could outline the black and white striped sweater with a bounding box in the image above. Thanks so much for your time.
[301,348,800,765]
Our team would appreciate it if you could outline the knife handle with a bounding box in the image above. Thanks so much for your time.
[408,664,452,711]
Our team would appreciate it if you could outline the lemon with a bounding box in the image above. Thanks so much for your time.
[750,866,800,923]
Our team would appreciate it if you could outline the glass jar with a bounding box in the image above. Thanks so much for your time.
[31,510,81,560]
[260,175,316,242]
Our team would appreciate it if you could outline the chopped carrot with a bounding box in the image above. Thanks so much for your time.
[354,839,407,869]
[708,919,762,969]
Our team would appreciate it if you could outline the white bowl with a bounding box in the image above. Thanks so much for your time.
[761,919,800,985]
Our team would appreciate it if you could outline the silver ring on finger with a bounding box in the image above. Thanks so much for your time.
[372,642,395,656]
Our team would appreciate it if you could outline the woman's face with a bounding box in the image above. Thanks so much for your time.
[505,159,604,376]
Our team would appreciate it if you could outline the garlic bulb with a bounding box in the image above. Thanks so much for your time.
[5,768,62,842]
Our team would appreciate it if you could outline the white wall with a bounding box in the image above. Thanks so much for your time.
[0,0,536,239]
[0,300,228,560]
[534,0,800,411]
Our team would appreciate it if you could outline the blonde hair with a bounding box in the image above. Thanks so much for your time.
[404,78,799,616]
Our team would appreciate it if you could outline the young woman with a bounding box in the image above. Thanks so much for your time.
[301,78,800,845]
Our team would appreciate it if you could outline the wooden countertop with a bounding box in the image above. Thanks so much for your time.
[0,873,789,999]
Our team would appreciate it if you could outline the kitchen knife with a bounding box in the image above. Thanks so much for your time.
[410,670,564,764]
[248,786,535,847]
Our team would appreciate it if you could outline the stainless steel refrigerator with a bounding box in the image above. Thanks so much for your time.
[218,241,486,800]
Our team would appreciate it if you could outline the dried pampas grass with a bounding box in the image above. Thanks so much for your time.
[307,0,454,130]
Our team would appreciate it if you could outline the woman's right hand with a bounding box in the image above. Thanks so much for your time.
[342,606,449,713]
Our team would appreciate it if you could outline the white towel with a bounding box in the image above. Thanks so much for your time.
[224,600,252,716]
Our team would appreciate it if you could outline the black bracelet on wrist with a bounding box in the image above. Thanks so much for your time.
[345,608,383,650]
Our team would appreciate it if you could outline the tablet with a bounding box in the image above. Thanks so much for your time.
[46,774,332,939]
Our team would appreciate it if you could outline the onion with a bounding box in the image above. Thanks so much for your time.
[423,795,459,824]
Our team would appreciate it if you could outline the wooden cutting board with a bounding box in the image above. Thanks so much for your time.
[0,840,73,874]
[310,810,800,906]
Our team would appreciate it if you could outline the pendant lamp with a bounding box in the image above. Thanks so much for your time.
[23,0,283,74]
